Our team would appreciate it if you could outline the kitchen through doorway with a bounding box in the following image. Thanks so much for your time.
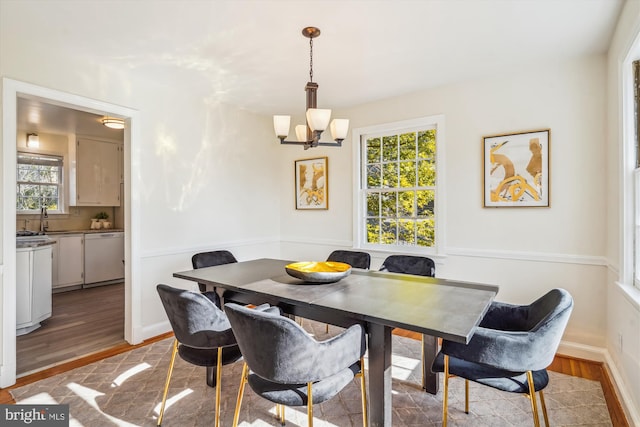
[2,79,138,386]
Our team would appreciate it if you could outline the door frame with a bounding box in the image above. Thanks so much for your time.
[1,78,142,387]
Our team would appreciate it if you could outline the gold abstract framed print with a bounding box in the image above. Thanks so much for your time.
[295,157,328,210]
[483,129,550,207]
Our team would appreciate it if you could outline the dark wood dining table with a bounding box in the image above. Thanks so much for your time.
[173,258,498,427]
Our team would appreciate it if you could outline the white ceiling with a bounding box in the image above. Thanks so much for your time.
[9,0,624,135]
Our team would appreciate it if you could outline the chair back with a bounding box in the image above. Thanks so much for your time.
[442,288,573,372]
[225,303,365,384]
[524,288,574,368]
[192,250,238,269]
[379,255,435,277]
[327,250,371,269]
[156,284,236,349]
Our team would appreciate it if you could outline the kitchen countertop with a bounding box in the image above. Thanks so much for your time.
[44,229,124,235]
[16,229,124,248]
[16,238,56,249]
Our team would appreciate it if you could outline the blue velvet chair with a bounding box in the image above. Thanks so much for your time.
[191,250,238,307]
[225,302,368,427]
[156,284,243,427]
[326,250,371,269]
[379,254,435,277]
[323,250,371,332]
[431,288,574,427]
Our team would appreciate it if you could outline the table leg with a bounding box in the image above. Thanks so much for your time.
[367,323,392,427]
[206,367,217,388]
[422,334,439,394]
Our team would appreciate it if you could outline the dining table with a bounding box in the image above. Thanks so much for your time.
[173,258,498,427]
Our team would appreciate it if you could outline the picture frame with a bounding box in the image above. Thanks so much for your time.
[483,129,550,207]
[295,157,328,210]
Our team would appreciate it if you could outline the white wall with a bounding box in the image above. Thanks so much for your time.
[281,54,609,351]
[0,7,282,385]
[606,0,640,423]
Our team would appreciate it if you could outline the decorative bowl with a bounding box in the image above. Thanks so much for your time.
[285,261,352,284]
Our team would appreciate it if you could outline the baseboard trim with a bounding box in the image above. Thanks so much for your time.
[140,320,171,341]
[603,351,640,426]
[557,340,607,362]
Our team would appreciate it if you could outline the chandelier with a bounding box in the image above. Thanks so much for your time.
[273,27,349,150]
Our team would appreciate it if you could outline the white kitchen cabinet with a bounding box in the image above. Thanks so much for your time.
[69,138,120,206]
[51,234,84,290]
[16,244,53,336]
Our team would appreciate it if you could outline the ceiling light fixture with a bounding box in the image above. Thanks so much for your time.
[274,27,349,150]
[26,133,39,148]
[101,117,125,129]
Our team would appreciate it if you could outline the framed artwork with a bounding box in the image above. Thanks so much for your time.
[483,129,550,207]
[295,157,328,210]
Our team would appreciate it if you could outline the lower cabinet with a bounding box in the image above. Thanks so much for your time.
[16,244,53,335]
[52,234,84,289]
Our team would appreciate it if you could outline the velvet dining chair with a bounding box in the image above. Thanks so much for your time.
[225,302,368,427]
[322,250,371,332]
[326,250,371,270]
[155,284,242,426]
[431,288,574,427]
[191,250,238,307]
[379,254,435,277]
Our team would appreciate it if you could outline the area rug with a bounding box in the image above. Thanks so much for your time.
[10,321,612,426]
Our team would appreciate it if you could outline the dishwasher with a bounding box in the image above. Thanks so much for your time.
[84,232,124,286]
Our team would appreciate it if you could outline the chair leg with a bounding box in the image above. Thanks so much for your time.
[526,371,541,427]
[421,334,425,389]
[232,363,249,427]
[464,379,469,414]
[276,404,286,426]
[442,355,449,427]
[307,382,314,427]
[157,339,178,426]
[214,347,223,427]
[539,390,550,427]
[357,357,368,427]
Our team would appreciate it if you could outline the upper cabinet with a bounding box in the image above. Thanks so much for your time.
[69,138,121,206]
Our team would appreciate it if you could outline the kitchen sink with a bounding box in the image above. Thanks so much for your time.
[16,230,46,237]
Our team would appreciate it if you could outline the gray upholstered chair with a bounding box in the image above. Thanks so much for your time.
[322,250,371,332]
[431,288,574,427]
[326,250,371,269]
[191,250,238,307]
[155,284,242,427]
[379,254,435,277]
[224,302,368,427]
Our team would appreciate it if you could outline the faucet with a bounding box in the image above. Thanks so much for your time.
[40,206,48,233]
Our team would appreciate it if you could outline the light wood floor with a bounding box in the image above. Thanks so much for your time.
[16,283,125,375]
[3,290,630,426]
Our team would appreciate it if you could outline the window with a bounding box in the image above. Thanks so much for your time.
[634,60,640,288]
[16,152,63,212]
[354,115,444,254]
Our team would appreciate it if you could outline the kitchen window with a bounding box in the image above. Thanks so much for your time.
[16,152,63,213]
[353,115,445,254]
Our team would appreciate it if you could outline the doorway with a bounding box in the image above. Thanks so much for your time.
[1,78,141,387]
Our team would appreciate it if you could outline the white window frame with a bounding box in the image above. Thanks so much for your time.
[16,151,64,214]
[352,115,445,255]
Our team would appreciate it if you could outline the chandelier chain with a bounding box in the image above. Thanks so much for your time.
[309,37,314,82]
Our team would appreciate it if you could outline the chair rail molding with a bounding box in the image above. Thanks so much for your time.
[446,247,607,266]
